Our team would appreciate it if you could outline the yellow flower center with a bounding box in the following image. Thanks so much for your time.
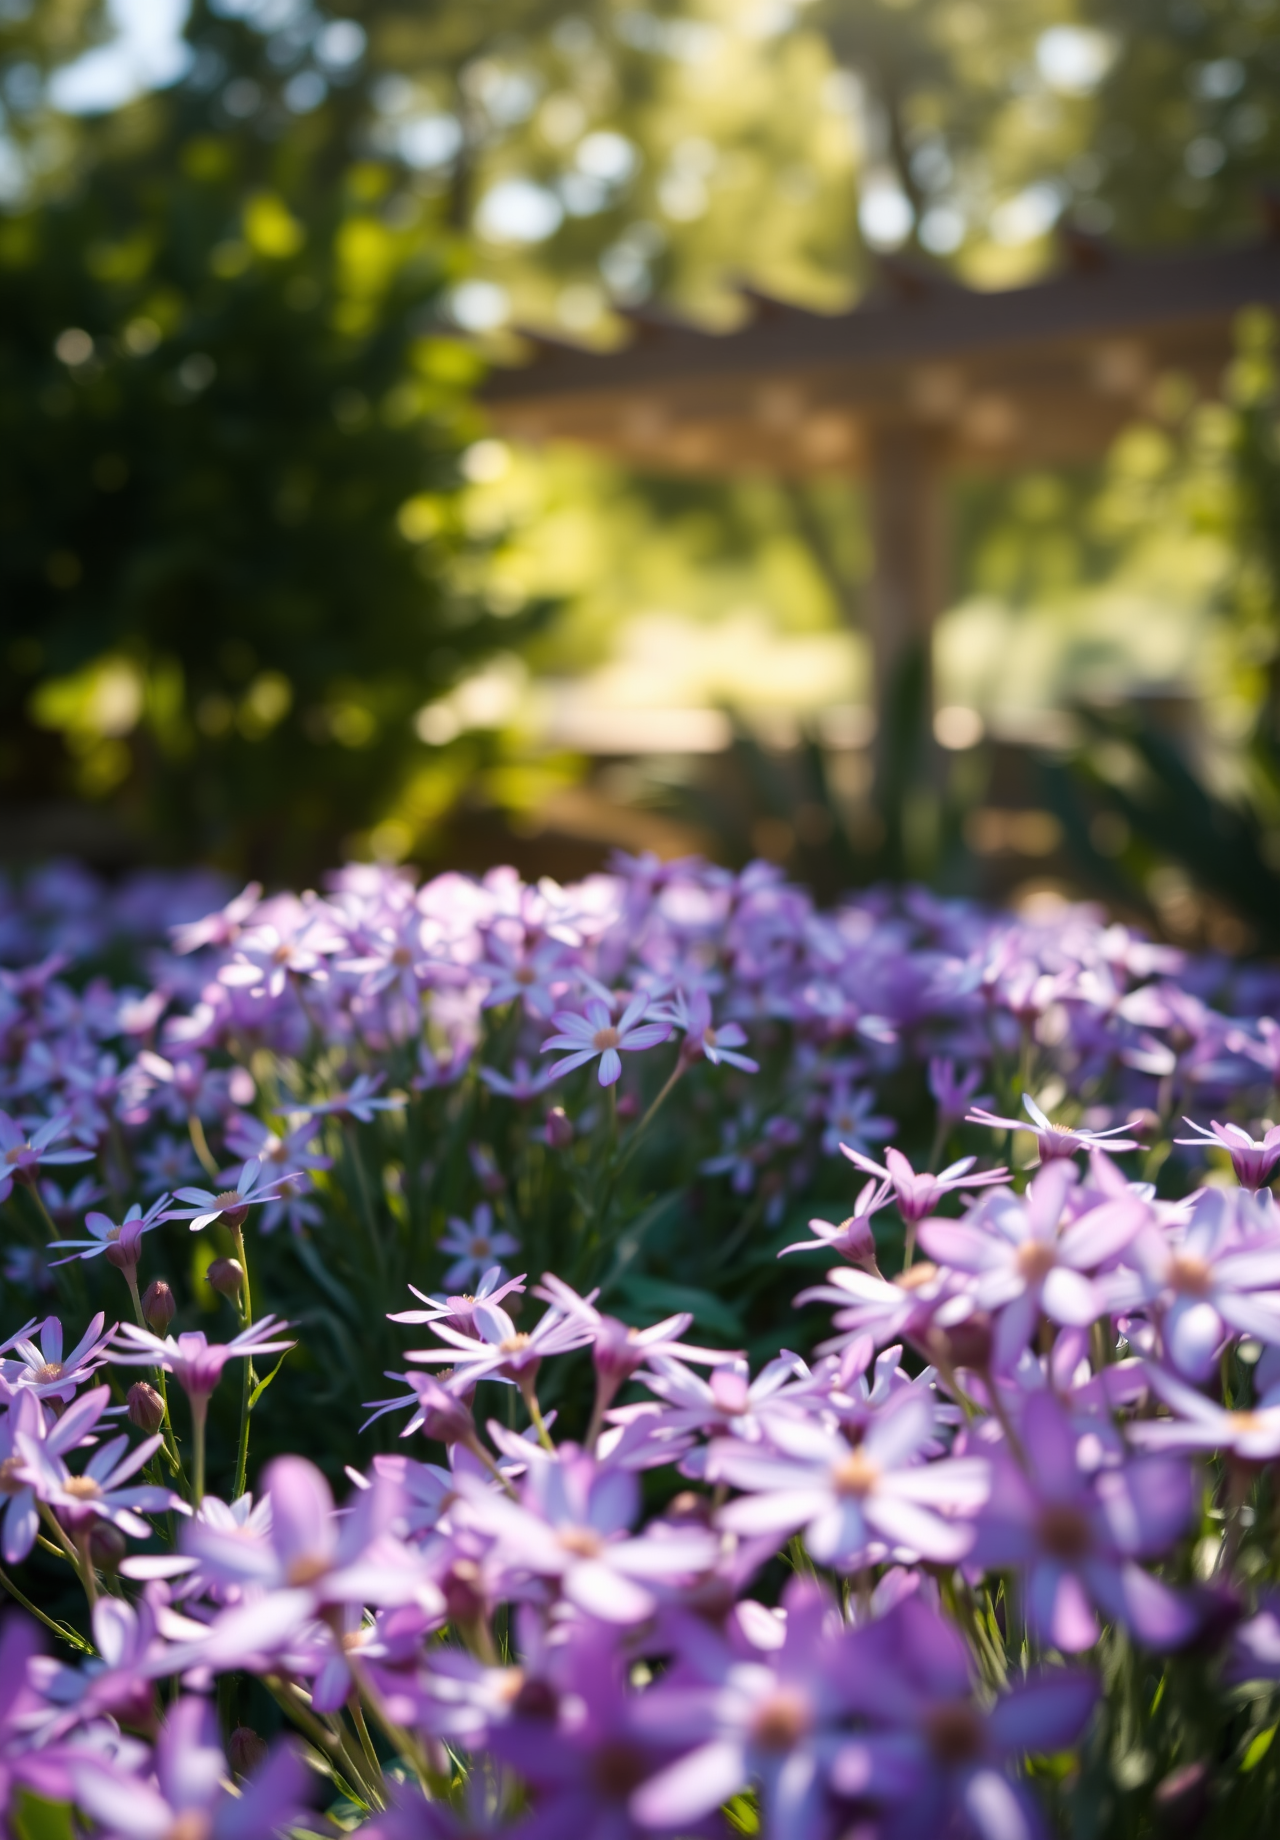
[831,1449,879,1497]
[1016,1240,1057,1283]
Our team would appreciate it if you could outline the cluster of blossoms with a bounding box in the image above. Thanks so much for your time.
[3,854,1280,1832]
[4,1117,1280,1834]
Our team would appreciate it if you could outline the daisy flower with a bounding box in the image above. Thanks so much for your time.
[541,995,671,1088]
[968,1093,1142,1164]
[438,1205,520,1290]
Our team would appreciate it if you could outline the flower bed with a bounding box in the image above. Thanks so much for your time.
[3,854,1280,1836]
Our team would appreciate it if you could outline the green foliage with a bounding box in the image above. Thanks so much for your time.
[0,4,531,877]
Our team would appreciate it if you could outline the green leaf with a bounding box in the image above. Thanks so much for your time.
[248,1350,291,1411]
[1243,1723,1277,1772]
[12,1792,75,1840]
[724,1791,760,1834]
[292,1237,361,1323]
[601,1191,686,1292]
[617,1273,743,1341]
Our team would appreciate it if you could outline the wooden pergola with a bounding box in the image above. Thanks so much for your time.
[480,231,1280,738]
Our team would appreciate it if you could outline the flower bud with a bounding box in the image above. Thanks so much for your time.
[141,1279,175,1333]
[127,1382,166,1435]
[87,1522,127,1571]
[104,1232,142,1275]
[831,1213,877,1268]
[615,1092,640,1121]
[407,1374,475,1445]
[206,1257,245,1300]
[442,1558,487,1627]
[1153,1761,1209,1836]
[510,1676,558,1721]
[591,1317,644,1390]
[229,1727,269,1777]
[544,1106,574,1150]
[924,1311,994,1376]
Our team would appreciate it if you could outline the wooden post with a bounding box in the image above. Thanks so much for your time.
[867,421,947,725]
[865,422,947,864]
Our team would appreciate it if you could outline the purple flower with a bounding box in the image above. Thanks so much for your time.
[712,1390,989,1567]
[70,1696,309,1840]
[223,1113,330,1178]
[170,1157,294,1233]
[819,1082,894,1159]
[170,879,261,955]
[405,1290,595,1394]
[439,1204,520,1291]
[542,994,672,1087]
[176,1457,431,1705]
[797,1260,964,1356]
[918,1163,1146,1370]
[929,1058,990,1126]
[0,1110,94,1201]
[388,1266,527,1335]
[485,1619,684,1840]
[1111,1186,1280,1380]
[968,1093,1142,1163]
[1,1312,113,1403]
[630,1574,869,1837]
[17,1411,183,1540]
[831,1596,1097,1840]
[296,1072,405,1123]
[109,1316,295,1400]
[533,1273,739,1439]
[453,1447,718,1624]
[134,1131,201,1195]
[971,1389,1196,1652]
[477,933,570,1018]
[479,1058,560,1102]
[633,1351,818,1471]
[49,1194,173,1269]
[663,988,758,1073]
[1175,1117,1280,1191]
[0,1386,108,1563]
[1127,1363,1280,1460]
[217,916,335,998]
[781,1175,892,1265]
[842,1144,1008,1225]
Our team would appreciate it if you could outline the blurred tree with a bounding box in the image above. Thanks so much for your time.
[0,0,545,879]
[7,0,1278,886]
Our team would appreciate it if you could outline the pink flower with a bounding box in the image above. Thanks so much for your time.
[108,1317,295,1400]
[968,1093,1142,1163]
[1175,1117,1280,1191]
[841,1144,1007,1225]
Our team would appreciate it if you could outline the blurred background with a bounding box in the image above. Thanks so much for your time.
[5,0,1280,946]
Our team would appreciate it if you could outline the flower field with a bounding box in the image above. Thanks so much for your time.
[3,854,1280,1837]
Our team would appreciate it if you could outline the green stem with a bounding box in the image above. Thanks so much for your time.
[0,1562,95,1653]
[351,1658,447,1799]
[75,1533,98,1609]
[123,1265,145,1329]
[345,1126,386,1283]
[191,1394,208,1505]
[349,1694,386,1798]
[264,1676,374,1812]
[155,1368,186,1485]
[232,1224,254,1501]
[612,1059,685,1183]
[25,1181,60,1241]
[187,1112,220,1181]
[519,1375,556,1453]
